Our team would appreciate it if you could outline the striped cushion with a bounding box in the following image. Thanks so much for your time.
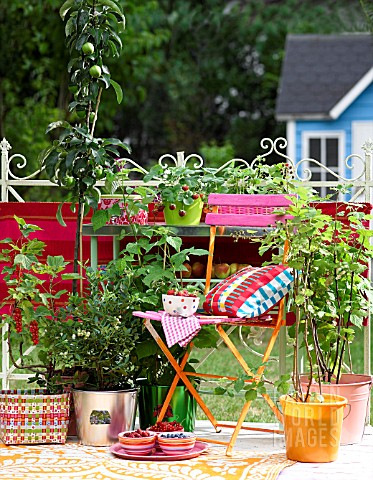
[203,265,293,318]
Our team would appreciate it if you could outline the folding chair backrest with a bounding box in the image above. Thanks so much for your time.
[205,194,293,227]
[204,194,292,295]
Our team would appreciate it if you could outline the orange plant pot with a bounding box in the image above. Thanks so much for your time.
[280,393,347,463]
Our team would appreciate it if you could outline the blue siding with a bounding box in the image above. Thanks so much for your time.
[295,82,373,170]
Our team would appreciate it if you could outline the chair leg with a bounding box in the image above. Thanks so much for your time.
[144,319,221,432]
[204,225,216,295]
[226,400,253,456]
[156,348,191,423]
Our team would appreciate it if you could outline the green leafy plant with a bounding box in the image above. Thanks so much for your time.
[260,185,373,401]
[45,217,214,389]
[39,0,128,292]
[143,165,207,218]
[215,158,293,195]
[0,216,80,392]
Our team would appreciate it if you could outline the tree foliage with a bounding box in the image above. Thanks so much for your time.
[0,0,369,198]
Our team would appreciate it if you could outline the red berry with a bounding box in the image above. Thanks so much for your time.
[167,289,176,295]
[178,289,189,297]
[179,210,186,217]
[182,185,189,191]
[192,193,199,199]
[169,204,176,211]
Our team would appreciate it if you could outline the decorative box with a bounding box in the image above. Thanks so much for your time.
[0,389,70,445]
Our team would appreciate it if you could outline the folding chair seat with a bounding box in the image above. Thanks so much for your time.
[133,194,293,455]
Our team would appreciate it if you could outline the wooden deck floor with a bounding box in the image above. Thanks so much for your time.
[193,421,373,479]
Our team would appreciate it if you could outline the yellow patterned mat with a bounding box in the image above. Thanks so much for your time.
[0,442,295,480]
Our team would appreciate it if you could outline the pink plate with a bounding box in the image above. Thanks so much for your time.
[110,440,209,461]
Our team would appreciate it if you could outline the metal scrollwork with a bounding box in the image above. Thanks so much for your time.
[253,137,293,168]
[7,153,44,181]
[158,151,204,169]
[238,326,292,361]
[295,154,365,183]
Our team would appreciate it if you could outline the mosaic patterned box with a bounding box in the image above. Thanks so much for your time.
[0,389,70,445]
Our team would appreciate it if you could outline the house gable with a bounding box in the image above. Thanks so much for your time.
[276,34,373,121]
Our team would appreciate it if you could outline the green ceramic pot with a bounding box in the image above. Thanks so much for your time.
[163,197,203,225]
[137,383,197,432]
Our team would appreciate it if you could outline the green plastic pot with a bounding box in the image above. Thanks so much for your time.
[137,383,197,432]
[163,197,203,225]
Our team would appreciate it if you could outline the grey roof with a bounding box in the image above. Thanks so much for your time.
[276,34,373,121]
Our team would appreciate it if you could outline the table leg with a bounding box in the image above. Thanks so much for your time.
[113,236,120,260]
[90,237,98,270]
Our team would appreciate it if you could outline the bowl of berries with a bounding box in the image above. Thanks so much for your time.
[157,431,197,455]
[147,420,184,448]
[162,289,200,317]
[147,420,184,434]
[118,429,156,455]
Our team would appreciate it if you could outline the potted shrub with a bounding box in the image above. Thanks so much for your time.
[260,185,373,460]
[0,216,80,445]
[50,216,211,444]
[50,263,144,446]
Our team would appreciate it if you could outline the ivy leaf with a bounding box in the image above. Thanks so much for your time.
[14,254,34,269]
[47,256,67,269]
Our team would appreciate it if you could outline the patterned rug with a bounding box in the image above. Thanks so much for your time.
[0,442,295,480]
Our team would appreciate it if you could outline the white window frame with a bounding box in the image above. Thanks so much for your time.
[301,130,345,198]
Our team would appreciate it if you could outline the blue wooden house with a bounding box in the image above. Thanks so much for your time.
[276,33,373,194]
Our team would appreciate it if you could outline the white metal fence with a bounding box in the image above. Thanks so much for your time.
[1,136,372,390]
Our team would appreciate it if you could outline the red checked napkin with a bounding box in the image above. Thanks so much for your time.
[160,312,201,347]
